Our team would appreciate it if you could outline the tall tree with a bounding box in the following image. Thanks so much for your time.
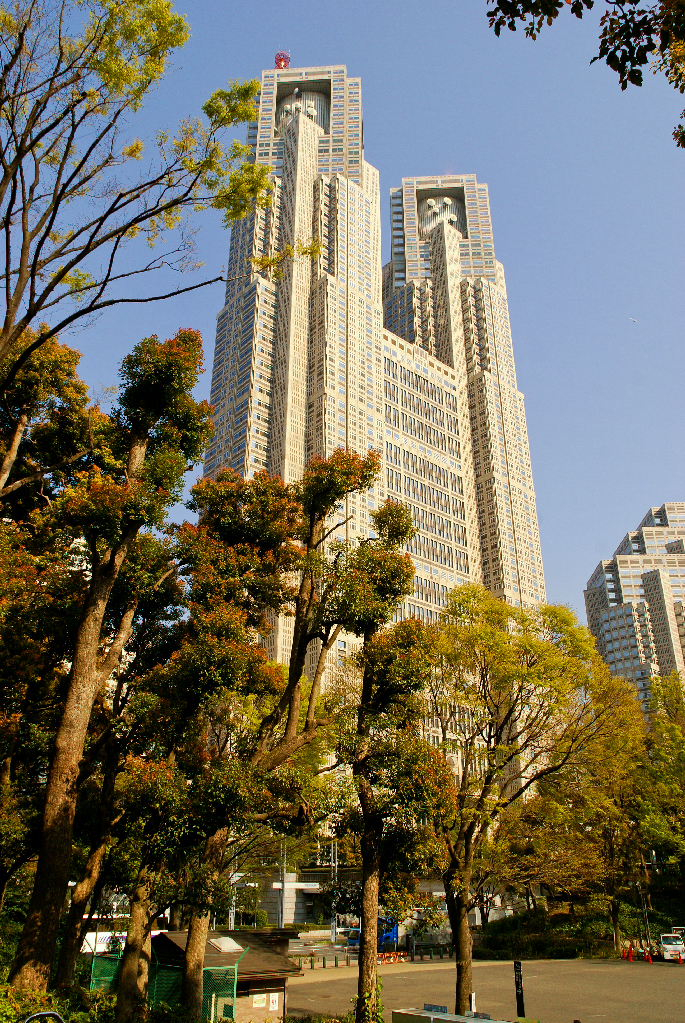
[426,585,634,1014]
[487,1,685,145]
[7,328,212,991]
[336,619,449,1023]
[0,0,271,393]
[175,462,421,1020]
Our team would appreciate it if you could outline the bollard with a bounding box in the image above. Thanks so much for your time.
[439,946,443,960]
[298,958,302,969]
[310,956,315,970]
[430,947,434,961]
[335,956,339,968]
[628,945,633,962]
[621,947,626,960]
[420,948,424,961]
[346,954,350,967]
[323,956,327,969]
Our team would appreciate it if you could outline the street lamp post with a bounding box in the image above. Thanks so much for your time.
[330,839,338,944]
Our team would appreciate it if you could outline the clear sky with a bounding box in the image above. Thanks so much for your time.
[73,0,685,620]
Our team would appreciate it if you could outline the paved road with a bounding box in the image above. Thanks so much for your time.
[287,958,685,1023]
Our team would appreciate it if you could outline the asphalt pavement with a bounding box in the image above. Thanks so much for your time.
[287,957,685,1023]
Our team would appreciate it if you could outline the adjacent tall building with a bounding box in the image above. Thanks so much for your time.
[203,58,546,667]
[584,503,685,697]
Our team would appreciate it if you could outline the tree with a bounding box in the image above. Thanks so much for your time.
[0,0,271,393]
[487,1,685,146]
[6,327,212,991]
[174,468,427,1020]
[483,792,608,912]
[333,619,448,1023]
[319,502,449,1023]
[427,585,634,1014]
[642,671,685,869]
[0,327,90,500]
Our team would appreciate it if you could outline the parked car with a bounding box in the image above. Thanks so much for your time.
[658,933,685,961]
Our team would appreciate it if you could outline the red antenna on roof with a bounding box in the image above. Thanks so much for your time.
[275,51,290,69]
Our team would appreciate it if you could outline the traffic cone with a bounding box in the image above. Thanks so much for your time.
[647,951,652,964]
[678,951,683,964]
[621,947,626,960]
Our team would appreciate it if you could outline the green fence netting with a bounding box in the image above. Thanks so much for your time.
[202,968,237,1022]
[90,952,239,1020]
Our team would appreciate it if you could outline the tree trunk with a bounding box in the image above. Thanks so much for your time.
[528,884,537,912]
[182,911,210,1019]
[138,930,152,1001]
[55,838,110,989]
[477,892,490,928]
[0,870,9,916]
[115,868,151,1023]
[356,782,381,1023]
[0,411,28,489]
[182,828,227,1016]
[610,897,621,952]
[443,862,473,1017]
[8,565,137,990]
[55,739,119,989]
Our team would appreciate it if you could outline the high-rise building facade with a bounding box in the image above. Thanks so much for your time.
[203,59,546,666]
[382,176,544,605]
[584,503,685,697]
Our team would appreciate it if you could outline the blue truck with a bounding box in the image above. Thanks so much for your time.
[346,917,398,952]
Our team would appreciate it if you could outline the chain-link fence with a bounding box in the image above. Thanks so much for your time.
[201,968,237,1021]
[89,954,237,1019]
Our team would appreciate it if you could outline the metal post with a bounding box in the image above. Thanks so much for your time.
[514,960,525,1019]
[278,840,286,930]
[228,888,236,931]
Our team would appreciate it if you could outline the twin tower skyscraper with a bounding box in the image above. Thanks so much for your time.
[203,60,545,662]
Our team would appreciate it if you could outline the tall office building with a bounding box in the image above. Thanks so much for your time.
[203,58,546,666]
[584,503,685,697]
[382,176,544,605]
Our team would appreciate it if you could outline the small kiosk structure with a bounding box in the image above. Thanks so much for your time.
[90,930,300,1023]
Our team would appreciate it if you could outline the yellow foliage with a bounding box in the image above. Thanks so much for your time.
[122,138,144,160]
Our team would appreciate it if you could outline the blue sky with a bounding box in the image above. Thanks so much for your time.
[74,0,685,618]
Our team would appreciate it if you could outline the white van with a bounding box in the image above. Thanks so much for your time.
[658,933,685,961]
